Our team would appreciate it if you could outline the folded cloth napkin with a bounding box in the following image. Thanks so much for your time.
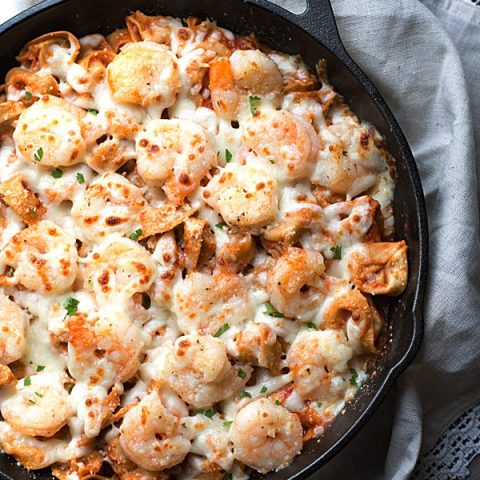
[1,0,480,479]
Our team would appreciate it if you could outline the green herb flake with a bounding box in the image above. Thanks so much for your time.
[214,323,230,337]
[87,108,98,116]
[316,401,322,408]
[223,420,233,428]
[225,149,232,163]
[129,228,142,241]
[33,147,43,162]
[63,297,79,316]
[24,91,33,101]
[6,267,14,277]
[275,400,281,406]
[35,391,44,398]
[204,408,216,419]
[76,172,85,184]
[28,399,36,404]
[349,368,359,388]
[249,95,261,115]
[260,385,268,394]
[330,244,342,260]
[264,303,284,318]
[307,322,317,330]
[193,409,204,415]
[24,377,31,387]
[181,422,186,428]
[215,222,226,229]
[36,365,45,372]
[238,370,247,379]
[51,168,63,179]
[238,390,251,399]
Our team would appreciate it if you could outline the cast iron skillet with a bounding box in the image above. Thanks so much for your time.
[0,0,428,479]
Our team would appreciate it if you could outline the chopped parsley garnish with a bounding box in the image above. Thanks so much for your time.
[76,172,85,184]
[223,420,233,428]
[142,293,151,310]
[51,168,63,179]
[275,400,281,406]
[214,323,230,337]
[307,322,317,330]
[24,377,31,386]
[238,390,251,399]
[249,95,261,115]
[28,399,36,404]
[24,91,33,101]
[316,401,322,408]
[330,244,342,260]
[6,267,14,277]
[264,303,284,318]
[204,408,216,419]
[36,365,45,372]
[129,228,142,241]
[35,391,44,398]
[225,149,232,163]
[181,422,186,428]
[33,147,43,162]
[349,368,359,388]
[63,297,79,316]
[260,385,268,394]
[238,370,247,379]
[87,108,98,116]
[215,222,226,229]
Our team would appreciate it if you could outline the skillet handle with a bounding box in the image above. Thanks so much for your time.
[244,0,350,62]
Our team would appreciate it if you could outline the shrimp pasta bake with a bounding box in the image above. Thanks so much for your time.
[0,11,408,480]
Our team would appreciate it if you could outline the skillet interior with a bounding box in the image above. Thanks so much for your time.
[0,1,428,479]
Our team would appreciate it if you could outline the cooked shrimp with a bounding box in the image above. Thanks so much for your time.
[209,50,282,119]
[0,220,78,295]
[13,95,85,167]
[286,329,353,399]
[173,271,254,336]
[1,372,72,437]
[229,50,283,94]
[162,334,251,408]
[313,195,382,253]
[0,422,69,470]
[230,398,303,473]
[71,172,147,244]
[119,389,191,471]
[242,110,319,183]
[203,163,278,231]
[107,41,181,108]
[266,247,325,320]
[135,119,217,204]
[313,109,387,197]
[84,238,156,305]
[0,292,26,365]
[67,310,144,386]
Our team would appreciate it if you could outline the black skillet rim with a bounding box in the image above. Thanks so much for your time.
[0,1,429,479]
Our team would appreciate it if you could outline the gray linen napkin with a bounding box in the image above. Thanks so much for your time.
[1,1,480,479]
